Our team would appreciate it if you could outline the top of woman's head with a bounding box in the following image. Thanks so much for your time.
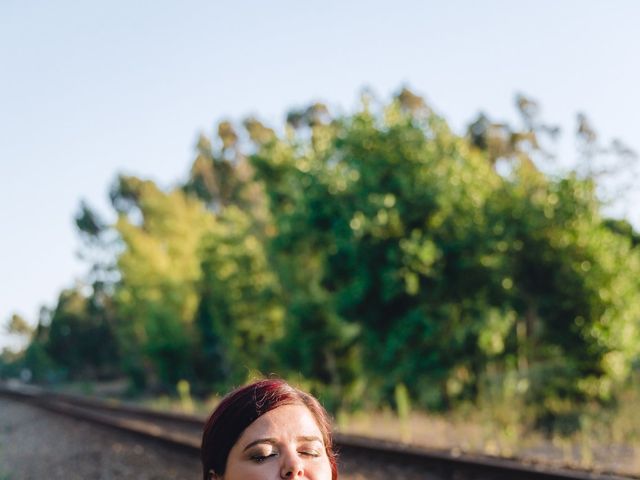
[201,378,337,480]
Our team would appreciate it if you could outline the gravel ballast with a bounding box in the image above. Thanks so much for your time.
[0,397,200,479]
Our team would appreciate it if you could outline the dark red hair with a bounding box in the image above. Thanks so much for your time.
[201,379,338,479]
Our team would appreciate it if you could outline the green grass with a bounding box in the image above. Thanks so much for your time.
[335,383,640,475]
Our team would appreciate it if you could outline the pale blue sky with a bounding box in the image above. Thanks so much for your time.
[2,1,639,349]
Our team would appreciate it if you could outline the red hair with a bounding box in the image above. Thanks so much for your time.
[201,379,338,479]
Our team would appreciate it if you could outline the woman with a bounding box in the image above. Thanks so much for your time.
[201,378,338,480]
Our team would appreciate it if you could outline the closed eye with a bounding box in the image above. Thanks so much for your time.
[251,453,277,463]
[299,450,320,457]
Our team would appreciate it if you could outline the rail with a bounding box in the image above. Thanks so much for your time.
[0,383,635,480]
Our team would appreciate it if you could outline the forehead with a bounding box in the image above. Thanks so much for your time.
[238,404,323,442]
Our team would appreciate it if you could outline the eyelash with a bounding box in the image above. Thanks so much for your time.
[251,451,320,463]
[251,453,277,463]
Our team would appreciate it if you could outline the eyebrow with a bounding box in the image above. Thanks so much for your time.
[242,436,324,451]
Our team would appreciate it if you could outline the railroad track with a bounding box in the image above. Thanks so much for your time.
[0,383,635,480]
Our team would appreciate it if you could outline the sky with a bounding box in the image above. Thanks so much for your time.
[1,0,639,349]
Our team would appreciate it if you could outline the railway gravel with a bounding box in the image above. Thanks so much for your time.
[0,397,199,480]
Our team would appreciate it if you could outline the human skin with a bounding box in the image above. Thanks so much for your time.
[214,404,333,480]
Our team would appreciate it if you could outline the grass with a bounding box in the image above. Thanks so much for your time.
[335,385,640,476]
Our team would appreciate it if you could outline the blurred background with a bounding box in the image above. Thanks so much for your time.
[1,0,639,471]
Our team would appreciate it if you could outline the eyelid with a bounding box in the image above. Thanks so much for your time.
[251,444,275,451]
[300,449,320,457]
[243,439,277,452]
[247,440,324,460]
[298,443,323,455]
[248,445,276,457]
[250,450,278,463]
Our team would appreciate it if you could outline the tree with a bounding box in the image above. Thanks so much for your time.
[6,313,32,337]
[195,206,285,388]
[112,176,215,387]
[247,88,640,412]
[13,87,639,424]
[45,287,119,379]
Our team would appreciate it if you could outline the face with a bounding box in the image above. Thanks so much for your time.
[215,404,332,480]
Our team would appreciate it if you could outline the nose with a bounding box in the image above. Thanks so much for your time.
[280,450,304,478]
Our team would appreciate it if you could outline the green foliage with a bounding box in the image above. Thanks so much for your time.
[176,379,194,413]
[1,319,56,383]
[250,99,501,408]
[195,205,284,388]
[5,314,32,337]
[113,177,215,387]
[22,341,57,382]
[45,287,119,380]
[12,88,640,428]
[248,92,640,414]
[394,382,412,441]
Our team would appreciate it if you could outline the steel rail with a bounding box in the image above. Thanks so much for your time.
[0,383,636,480]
